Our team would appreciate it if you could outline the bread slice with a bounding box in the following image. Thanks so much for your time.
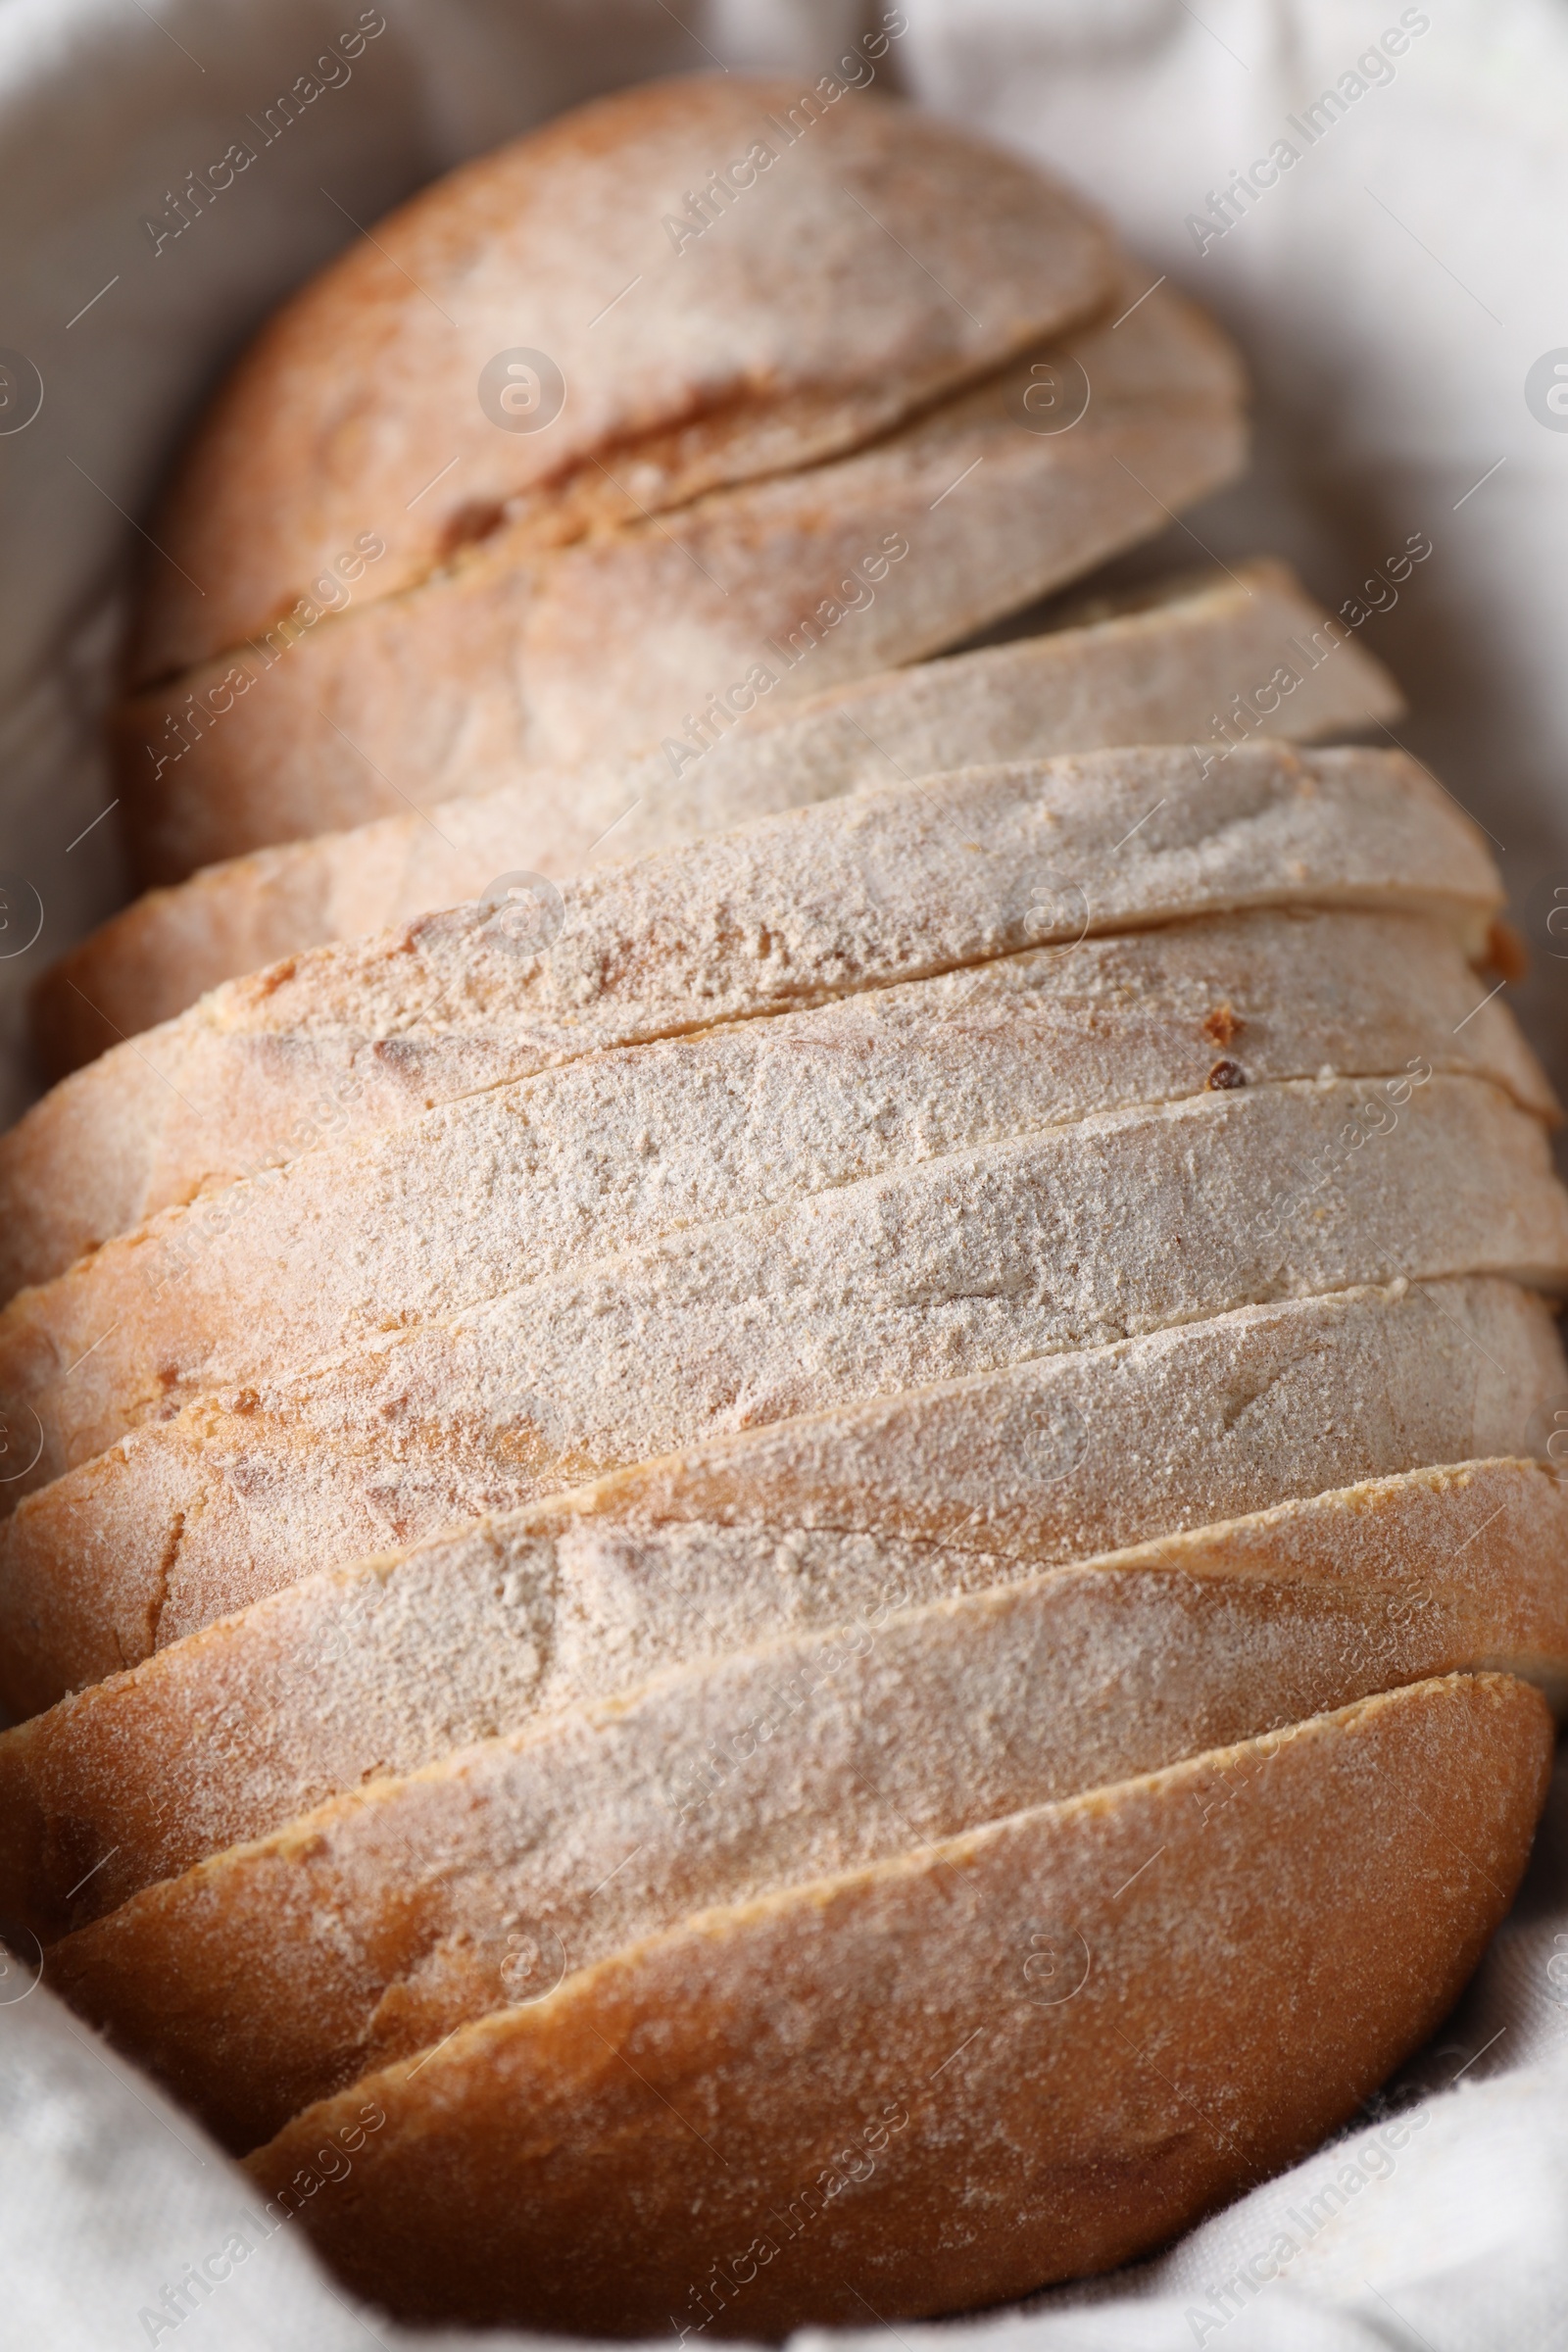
[0,743,1503,1297]
[4,1074,1564,1701]
[7,906,1550,1490]
[44,1463,1568,2152]
[3,1285,1553,1904]
[120,280,1244,881]
[36,559,1404,1072]
[237,1674,1550,2333]
[132,77,1121,687]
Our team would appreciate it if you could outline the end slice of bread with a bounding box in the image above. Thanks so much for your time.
[237,1674,1550,2334]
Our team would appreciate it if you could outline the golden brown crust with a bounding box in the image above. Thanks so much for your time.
[3,1285,1553,1911]
[10,79,1556,2320]
[239,1675,1551,2333]
[0,743,1504,1298]
[132,77,1121,686]
[35,560,1403,1072]
[119,283,1244,879]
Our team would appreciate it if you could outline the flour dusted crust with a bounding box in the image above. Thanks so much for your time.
[0,743,1504,1297]
[121,279,1245,881]
[2,1284,1555,1915]
[238,1676,1550,2334]
[43,1462,1568,2153]
[3,907,1551,1488]
[5,1075,1566,1709]
[36,561,1403,1071]
[7,74,1561,2321]
[132,77,1122,687]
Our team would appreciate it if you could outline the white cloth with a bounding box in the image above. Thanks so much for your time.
[2,2,1567,2345]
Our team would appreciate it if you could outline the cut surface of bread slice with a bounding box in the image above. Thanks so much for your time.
[6,906,1551,1488]
[3,1287,1554,1898]
[121,280,1245,880]
[133,77,1122,688]
[5,1073,1565,1702]
[238,1674,1550,2334]
[36,561,1402,1069]
[0,742,1503,1298]
[45,1465,1568,2150]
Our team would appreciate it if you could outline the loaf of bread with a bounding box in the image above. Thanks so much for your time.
[7,777,1562,2325]
[38,558,1399,1073]
[4,69,1562,2341]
